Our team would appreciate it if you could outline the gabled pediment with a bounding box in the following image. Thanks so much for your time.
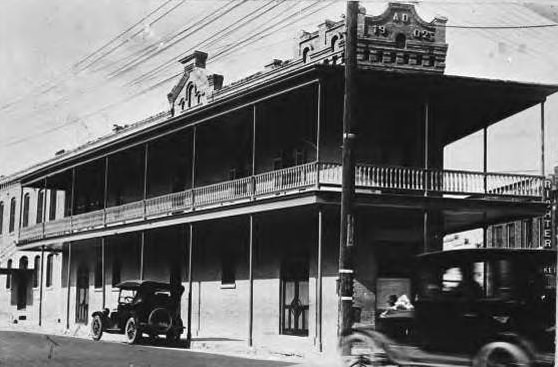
[167,51,223,116]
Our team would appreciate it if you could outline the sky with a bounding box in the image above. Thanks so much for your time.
[0,0,557,178]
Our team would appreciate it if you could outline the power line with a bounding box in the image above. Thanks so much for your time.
[126,0,288,87]
[444,23,557,29]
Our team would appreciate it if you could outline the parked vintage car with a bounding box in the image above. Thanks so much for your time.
[90,280,185,344]
[340,248,556,367]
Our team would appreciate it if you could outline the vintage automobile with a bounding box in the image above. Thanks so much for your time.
[90,280,185,344]
[340,248,556,367]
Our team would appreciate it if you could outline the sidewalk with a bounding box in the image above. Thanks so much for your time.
[0,321,341,366]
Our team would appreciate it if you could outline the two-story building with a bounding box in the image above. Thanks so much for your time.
[2,3,557,353]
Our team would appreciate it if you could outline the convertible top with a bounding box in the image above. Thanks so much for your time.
[115,280,184,293]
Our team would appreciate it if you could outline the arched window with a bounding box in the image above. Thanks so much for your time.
[8,198,16,233]
[46,254,53,287]
[331,35,339,52]
[37,189,45,224]
[6,259,12,289]
[33,255,41,288]
[19,256,28,270]
[186,84,195,108]
[302,47,310,63]
[22,193,30,228]
[395,33,406,49]
[0,201,4,234]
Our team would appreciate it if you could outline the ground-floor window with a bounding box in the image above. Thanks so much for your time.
[280,257,309,336]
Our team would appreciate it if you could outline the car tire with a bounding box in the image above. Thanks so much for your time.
[125,316,141,345]
[473,341,532,367]
[338,330,394,366]
[91,315,103,341]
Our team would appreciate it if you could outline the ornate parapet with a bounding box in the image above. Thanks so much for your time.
[296,2,448,73]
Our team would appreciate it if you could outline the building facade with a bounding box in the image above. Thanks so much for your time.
[1,3,556,353]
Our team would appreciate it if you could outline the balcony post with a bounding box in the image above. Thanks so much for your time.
[70,167,76,231]
[316,82,322,189]
[38,245,45,326]
[42,178,48,238]
[540,99,546,177]
[101,237,106,309]
[483,126,488,193]
[65,242,72,330]
[423,99,429,253]
[143,143,149,219]
[186,224,193,348]
[248,215,254,347]
[252,104,257,200]
[191,126,197,210]
[140,231,145,281]
[103,157,109,226]
[316,209,323,352]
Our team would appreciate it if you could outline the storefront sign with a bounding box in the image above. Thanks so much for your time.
[542,179,553,249]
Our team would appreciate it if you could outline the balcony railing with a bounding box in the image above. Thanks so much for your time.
[19,162,545,243]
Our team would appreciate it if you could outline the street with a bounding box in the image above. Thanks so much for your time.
[0,331,298,367]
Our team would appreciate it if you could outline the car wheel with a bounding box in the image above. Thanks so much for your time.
[91,315,103,341]
[338,330,393,367]
[473,341,532,367]
[125,316,141,345]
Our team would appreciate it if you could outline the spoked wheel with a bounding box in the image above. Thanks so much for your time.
[473,342,532,367]
[90,315,103,341]
[125,316,141,344]
[339,331,393,367]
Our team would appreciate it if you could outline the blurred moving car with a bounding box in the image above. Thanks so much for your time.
[341,248,556,367]
[90,280,184,344]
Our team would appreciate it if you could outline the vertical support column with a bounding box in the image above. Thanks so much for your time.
[186,224,193,348]
[65,242,72,330]
[69,167,76,229]
[316,209,323,352]
[423,100,430,253]
[103,157,109,225]
[251,105,257,199]
[541,99,546,177]
[191,126,197,208]
[101,237,106,309]
[483,126,488,247]
[17,185,24,231]
[316,82,322,188]
[338,0,359,340]
[38,245,45,326]
[139,231,145,281]
[42,178,48,236]
[248,215,254,347]
[143,143,149,218]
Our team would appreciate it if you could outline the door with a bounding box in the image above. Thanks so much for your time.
[17,257,29,310]
[76,266,89,324]
[280,257,309,336]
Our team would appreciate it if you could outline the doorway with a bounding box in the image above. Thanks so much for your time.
[17,257,28,310]
[76,265,89,324]
[280,257,309,336]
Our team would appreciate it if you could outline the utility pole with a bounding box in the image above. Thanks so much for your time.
[338,0,358,340]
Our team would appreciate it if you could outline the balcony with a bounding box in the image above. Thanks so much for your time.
[19,162,545,244]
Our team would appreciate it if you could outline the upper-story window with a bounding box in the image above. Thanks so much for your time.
[0,201,3,234]
[302,47,310,63]
[49,190,57,221]
[8,198,16,233]
[187,84,195,108]
[36,190,45,224]
[22,193,30,228]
